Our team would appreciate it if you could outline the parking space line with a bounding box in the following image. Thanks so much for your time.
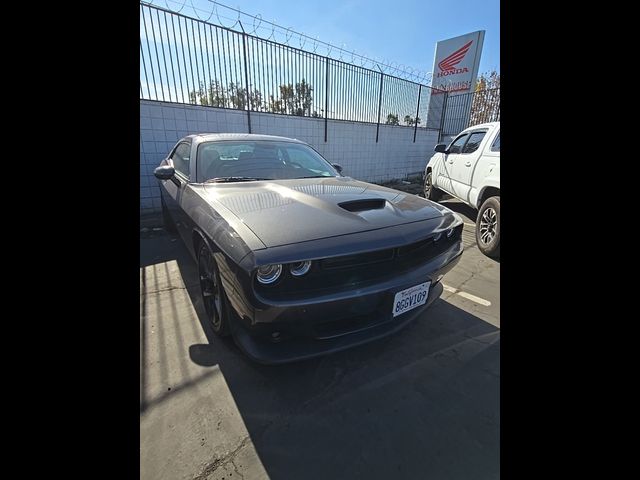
[443,284,492,306]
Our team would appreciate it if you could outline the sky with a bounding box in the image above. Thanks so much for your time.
[190,0,500,80]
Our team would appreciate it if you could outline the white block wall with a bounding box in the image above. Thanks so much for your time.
[140,100,439,216]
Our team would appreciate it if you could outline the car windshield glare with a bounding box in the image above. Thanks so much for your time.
[196,140,339,183]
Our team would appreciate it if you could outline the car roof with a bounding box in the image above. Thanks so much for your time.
[183,133,308,144]
[462,121,499,132]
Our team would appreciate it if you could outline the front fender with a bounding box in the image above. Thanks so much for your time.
[425,153,442,173]
[477,176,501,207]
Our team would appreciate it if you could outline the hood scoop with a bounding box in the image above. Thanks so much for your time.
[338,198,387,212]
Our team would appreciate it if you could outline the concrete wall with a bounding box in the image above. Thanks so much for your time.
[140,100,439,216]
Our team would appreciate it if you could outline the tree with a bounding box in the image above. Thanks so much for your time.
[188,81,263,111]
[188,81,227,107]
[249,89,263,111]
[275,79,314,116]
[188,82,208,106]
[294,79,313,116]
[475,69,500,91]
[385,113,399,125]
[187,79,313,116]
[470,70,500,125]
[207,81,227,107]
[279,83,295,113]
[228,82,247,110]
[268,94,286,114]
[404,115,421,127]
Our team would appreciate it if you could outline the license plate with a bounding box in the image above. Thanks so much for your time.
[392,282,431,317]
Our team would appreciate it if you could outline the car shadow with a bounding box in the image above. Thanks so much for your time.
[142,229,500,479]
[140,230,500,480]
[438,198,479,223]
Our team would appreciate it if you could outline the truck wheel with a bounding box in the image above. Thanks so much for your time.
[424,171,442,201]
[476,196,500,258]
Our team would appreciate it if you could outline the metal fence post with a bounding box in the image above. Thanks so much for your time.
[375,70,384,143]
[413,84,422,143]
[324,57,329,142]
[239,22,252,133]
[438,91,449,143]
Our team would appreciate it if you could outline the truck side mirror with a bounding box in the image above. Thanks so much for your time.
[434,144,448,154]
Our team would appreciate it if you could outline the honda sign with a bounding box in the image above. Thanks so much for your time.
[426,31,485,140]
[431,30,485,95]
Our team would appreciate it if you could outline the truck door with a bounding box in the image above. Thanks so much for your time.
[437,132,469,196]
[450,129,487,203]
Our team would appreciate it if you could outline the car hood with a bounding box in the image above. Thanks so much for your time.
[201,177,446,248]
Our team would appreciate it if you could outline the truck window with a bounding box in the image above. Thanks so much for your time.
[491,132,500,152]
[462,131,487,154]
[448,134,469,154]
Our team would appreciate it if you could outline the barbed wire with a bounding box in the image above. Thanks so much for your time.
[145,0,433,84]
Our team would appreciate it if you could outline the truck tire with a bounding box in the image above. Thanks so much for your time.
[424,171,442,202]
[476,196,500,258]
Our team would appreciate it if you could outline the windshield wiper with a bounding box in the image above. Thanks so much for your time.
[206,176,271,183]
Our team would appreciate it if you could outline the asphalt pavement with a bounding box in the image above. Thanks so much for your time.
[140,196,500,480]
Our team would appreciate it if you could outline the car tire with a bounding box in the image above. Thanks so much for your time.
[424,171,442,201]
[197,241,231,337]
[476,196,500,258]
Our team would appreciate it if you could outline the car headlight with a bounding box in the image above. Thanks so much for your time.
[433,232,442,242]
[290,261,312,277]
[446,228,454,238]
[256,264,282,284]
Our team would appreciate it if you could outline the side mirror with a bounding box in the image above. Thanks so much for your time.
[332,163,343,174]
[434,144,448,154]
[154,165,175,180]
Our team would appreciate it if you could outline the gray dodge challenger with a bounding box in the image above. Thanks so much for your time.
[154,133,463,364]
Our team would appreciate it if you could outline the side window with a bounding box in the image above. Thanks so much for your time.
[448,134,468,154]
[171,143,191,178]
[462,131,487,154]
[491,132,500,152]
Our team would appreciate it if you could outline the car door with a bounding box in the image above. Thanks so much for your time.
[450,129,488,202]
[435,133,469,196]
[161,141,192,239]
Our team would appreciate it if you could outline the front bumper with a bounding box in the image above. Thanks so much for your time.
[229,240,462,364]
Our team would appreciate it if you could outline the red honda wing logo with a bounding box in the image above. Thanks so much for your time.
[438,40,473,72]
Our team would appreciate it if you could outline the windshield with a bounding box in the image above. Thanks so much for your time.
[196,140,339,183]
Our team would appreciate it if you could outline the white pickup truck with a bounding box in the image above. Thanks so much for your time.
[424,121,500,257]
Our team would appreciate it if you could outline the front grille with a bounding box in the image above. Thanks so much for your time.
[255,224,462,300]
[320,248,394,269]
[397,237,433,257]
[322,224,462,271]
